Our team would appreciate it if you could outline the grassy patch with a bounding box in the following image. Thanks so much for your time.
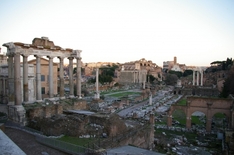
[57,136,95,146]
[100,90,122,95]
[191,116,203,125]
[23,102,43,110]
[107,92,141,98]
[214,113,225,118]
[177,99,186,105]
[155,128,197,140]
[172,109,186,125]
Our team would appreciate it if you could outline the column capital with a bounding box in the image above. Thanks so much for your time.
[34,55,42,58]
[14,52,21,56]
[68,57,74,60]
[22,54,29,57]
[47,56,55,59]
[72,50,82,58]
[58,56,65,60]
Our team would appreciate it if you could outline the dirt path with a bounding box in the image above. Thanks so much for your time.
[4,127,69,155]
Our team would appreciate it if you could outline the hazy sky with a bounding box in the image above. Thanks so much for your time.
[0,0,233,67]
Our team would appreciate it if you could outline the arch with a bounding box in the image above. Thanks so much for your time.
[211,112,228,131]
[167,96,234,132]
[167,105,187,127]
[171,109,186,127]
[190,111,206,131]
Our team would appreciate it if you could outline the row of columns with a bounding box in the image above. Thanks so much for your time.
[8,53,82,105]
[192,70,203,86]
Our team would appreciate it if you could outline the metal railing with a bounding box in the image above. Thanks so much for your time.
[36,136,88,155]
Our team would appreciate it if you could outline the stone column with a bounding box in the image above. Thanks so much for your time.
[22,54,29,102]
[8,55,14,105]
[149,92,152,105]
[95,68,100,99]
[68,57,74,97]
[1,81,5,103]
[0,79,1,95]
[0,79,2,97]
[14,53,22,105]
[200,70,203,86]
[192,70,195,85]
[143,73,146,89]
[186,116,192,129]
[133,72,135,83]
[206,103,212,132]
[13,53,25,125]
[196,71,199,86]
[2,78,5,96]
[58,57,65,99]
[48,56,54,98]
[167,114,172,127]
[35,55,42,101]
[186,102,191,129]
[76,57,82,98]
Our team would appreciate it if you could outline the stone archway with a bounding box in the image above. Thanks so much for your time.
[211,112,228,131]
[167,96,234,132]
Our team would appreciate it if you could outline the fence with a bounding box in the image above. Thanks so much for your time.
[36,136,107,155]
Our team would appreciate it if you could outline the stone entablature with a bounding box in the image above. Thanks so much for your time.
[5,42,79,58]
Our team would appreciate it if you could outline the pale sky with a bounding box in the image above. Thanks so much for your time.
[0,0,234,67]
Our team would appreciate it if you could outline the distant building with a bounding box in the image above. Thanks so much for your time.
[28,57,58,98]
[0,54,7,66]
[0,64,35,104]
[83,62,118,76]
[118,58,162,84]
[163,56,186,72]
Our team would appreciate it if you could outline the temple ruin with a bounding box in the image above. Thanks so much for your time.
[1,37,82,125]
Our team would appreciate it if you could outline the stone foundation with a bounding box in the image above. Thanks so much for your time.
[73,101,87,110]
[8,105,26,125]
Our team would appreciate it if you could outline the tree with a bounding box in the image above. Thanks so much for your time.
[147,75,156,83]
[220,66,234,98]
[73,67,85,75]
[183,70,193,77]
[165,74,178,85]
[73,67,77,74]
[210,58,233,71]
[168,70,182,78]
[158,73,161,79]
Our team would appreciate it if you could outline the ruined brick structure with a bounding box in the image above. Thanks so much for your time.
[167,96,234,132]
[26,100,87,119]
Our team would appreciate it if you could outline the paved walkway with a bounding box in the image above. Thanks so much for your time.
[4,125,68,155]
[0,129,26,155]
